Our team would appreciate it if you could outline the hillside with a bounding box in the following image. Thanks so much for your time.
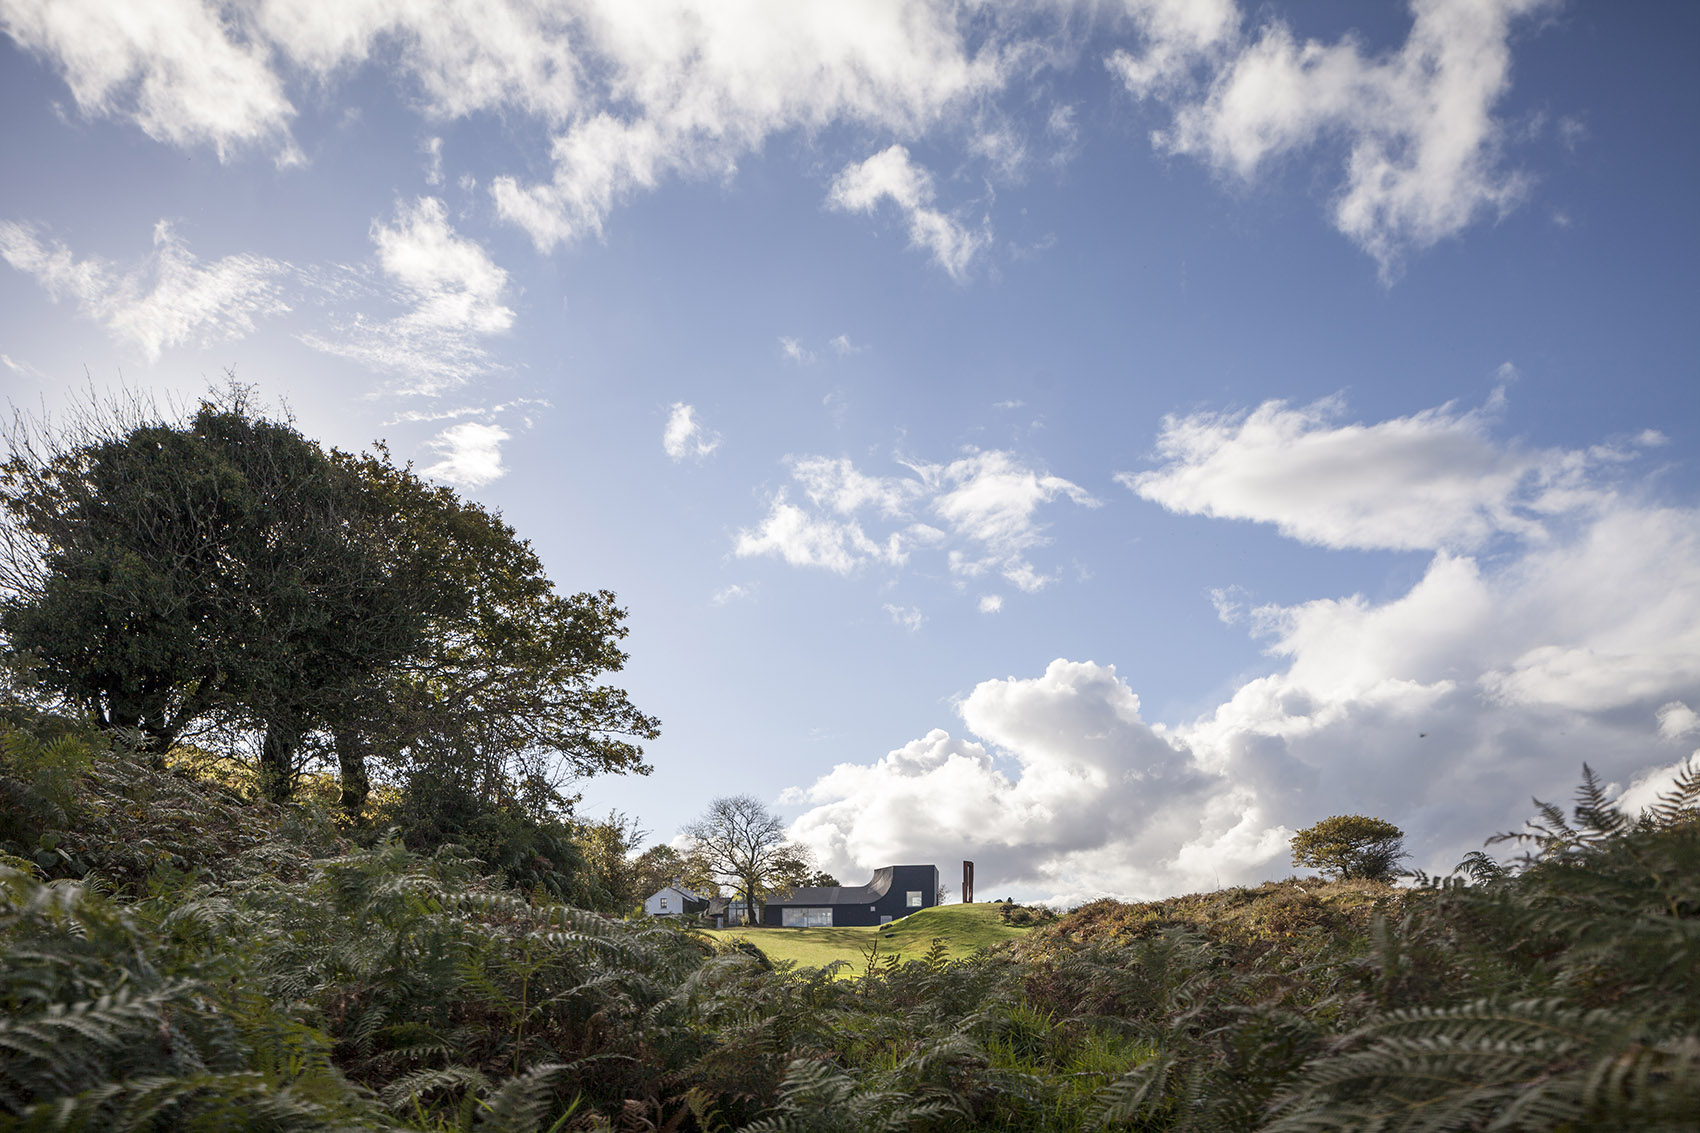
[4,716,1697,1130]
[1015,876,1406,962]
[702,901,1031,971]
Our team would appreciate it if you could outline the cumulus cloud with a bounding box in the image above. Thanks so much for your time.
[0,219,292,361]
[789,399,1700,903]
[1657,702,1700,742]
[299,197,515,394]
[979,594,1004,614]
[735,448,1098,595]
[788,660,1246,903]
[422,421,510,487]
[827,145,988,279]
[1120,394,1643,552]
[1141,0,1554,276]
[792,497,1700,902]
[663,402,720,461]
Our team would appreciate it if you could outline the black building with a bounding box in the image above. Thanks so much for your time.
[760,864,940,927]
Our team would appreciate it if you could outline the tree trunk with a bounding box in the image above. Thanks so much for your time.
[259,719,300,803]
[335,728,371,819]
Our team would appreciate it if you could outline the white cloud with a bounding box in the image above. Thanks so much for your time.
[1142,0,1554,276]
[1120,394,1639,552]
[778,336,815,365]
[735,448,1097,596]
[828,334,862,357]
[1106,0,1239,100]
[827,145,988,280]
[663,402,720,461]
[0,353,43,378]
[1,0,296,160]
[1613,756,1699,821]
[1209,584,1249,625]
[424,135,444,186]
[788,660,1245,904]
[978,594,1004,614]
[0,219,292,361]
[793,499,1700,902]
[5,1,1554,275]
[931,450,1101,588]
[789,400,1700,903]
[299,197,514,394]
[1657,702,1700,742]
[712,583,753,606]
[423,421,510,487]
[884,604,925,632]
[732,494,906,575]
[487,4,1004,249]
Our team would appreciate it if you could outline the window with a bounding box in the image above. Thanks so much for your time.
[906,891,923,908]
[659,896,668,909]
[782,907,832,928]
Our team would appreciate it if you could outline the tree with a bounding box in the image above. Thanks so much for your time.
[628,843,718,907]
[0,389,658,809]
[320,451,659,816]
[1290,814,1409,882]
[682,795,800,925]
[0,391,429,799]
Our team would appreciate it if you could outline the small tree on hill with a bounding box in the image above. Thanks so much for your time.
[1291,814,1408,882]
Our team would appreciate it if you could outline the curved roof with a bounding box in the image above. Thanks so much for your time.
[766,865,936,906]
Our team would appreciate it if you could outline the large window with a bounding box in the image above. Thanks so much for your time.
[781,907,833,928]
[906,890,923,908]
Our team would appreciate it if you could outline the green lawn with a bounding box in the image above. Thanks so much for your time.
[701,902,1030,973]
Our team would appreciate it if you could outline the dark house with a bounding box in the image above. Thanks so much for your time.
[761,864,940,928]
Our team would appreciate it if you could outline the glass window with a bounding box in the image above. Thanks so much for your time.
[660,896,667,908]
[782,907,832,927]
[906,890,923,907]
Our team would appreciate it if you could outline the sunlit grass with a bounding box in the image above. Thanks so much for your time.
[701,901,1031,972]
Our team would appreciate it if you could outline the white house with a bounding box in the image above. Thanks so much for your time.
[643,884,708,918]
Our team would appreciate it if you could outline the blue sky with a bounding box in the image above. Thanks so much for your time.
[2,0,1697,902]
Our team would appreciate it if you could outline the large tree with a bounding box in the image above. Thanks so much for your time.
[0,393,427,798]
[0,391,657,808]
[681,795,804,926]
[322,449,658,816]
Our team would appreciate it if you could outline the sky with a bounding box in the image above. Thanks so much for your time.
[2,0,1697,904]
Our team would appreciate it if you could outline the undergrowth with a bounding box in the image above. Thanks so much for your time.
[3,711,1696,1130]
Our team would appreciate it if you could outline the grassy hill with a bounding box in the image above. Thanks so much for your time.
[1014,875,1405,962]
[702,901,1030,971]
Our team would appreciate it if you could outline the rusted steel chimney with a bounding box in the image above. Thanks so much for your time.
[962,860,975,904]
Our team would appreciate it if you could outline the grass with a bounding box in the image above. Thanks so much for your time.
[701,902,1032,972]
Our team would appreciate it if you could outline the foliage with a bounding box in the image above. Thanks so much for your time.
[998,900,1058,927]
[0,390,424,802]
[328,450,658,818]
[4,707,1697,1131]
[0,391,657,812]
[682,795,800,925]
[1290,814,1409,882]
